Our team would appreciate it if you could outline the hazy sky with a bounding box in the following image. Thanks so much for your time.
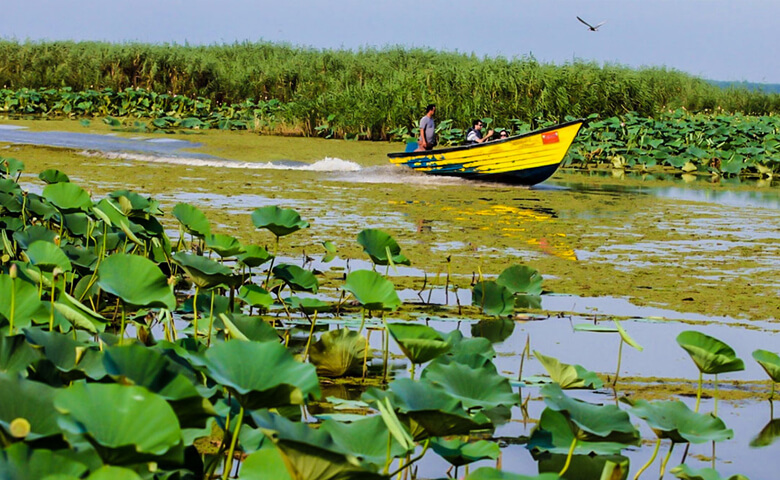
[2,0,778,83]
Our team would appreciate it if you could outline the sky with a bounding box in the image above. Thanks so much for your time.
[2,0,779,84]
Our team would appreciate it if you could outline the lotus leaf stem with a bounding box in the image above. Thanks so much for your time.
[659,442,675,479]
[49,277,56,331]
[265,236,279,287]
[205,289,216,346]
[614,337,625,387]
[362,329,371,381]
[384,431,393,474]
[714,374,719,416]
[383,326,389,384]
[388,438,430,478]
[559,437,578,476]
[222,405,244,480]
[633,438,661,480]
[695,371,703,412]
[192,286,199,340]
[303,311,318,361]
[8,276,15,335]
[120,304,126,338]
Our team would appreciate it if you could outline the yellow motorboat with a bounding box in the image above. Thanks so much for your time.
[388,119,584,186]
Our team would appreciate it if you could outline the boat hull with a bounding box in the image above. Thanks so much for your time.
[388,120,584,186]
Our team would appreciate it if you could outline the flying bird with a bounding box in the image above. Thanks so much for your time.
[577,16,606,31]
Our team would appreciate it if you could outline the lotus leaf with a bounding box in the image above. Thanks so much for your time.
[363,378,493,437]
[624,399,733,443]
[533,351,604,389]
[752,349,780,382]
[528,408,634,456]
[60,245,98,272]
[251,205,309,237]
[539,384,640,445]
[109,190,160,215]
[472,281,514,316]
[42,182,91,211]
[431,437,501,467]
[0,334,40,374]
[421,361,518,410]
[749,418,780,447]
[0,373,62,441]
[676,331,745,375]
[172,203,211,238]
[285,296,331,314]
[239,284,274,309]
[238,445,292,480]
[97,254,176,309]
[84,466,144,480]
[93,199,144,245]
[496,265,543,295]
[0,443,88,479]
[536,453,629,480]
[466,468,561,480]
[236,244,273,267]
[356,228,410,266]
[54,382,183,465]
[201,340,320,409]
[219,313,280,343]
[23,329,105,378]
[309,328,368,377]
[204,233,243,258]
[272,264,319,293]
[437,333,495,368]
[0,275,48,330]
[13,225,57,249]
[344,269,400,311]
[1,158,24,177]
[386,322,450,365]
[249,410,387,479]
[172,252,233,290]
[471,318,515,343]
[38,169,70,184]
[53,291,107,333]
[669,464,749,480]
[320,414,411,467]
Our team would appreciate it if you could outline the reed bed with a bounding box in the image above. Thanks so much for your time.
[2,40,780,139]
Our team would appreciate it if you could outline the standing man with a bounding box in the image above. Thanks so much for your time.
[417,104,436,151]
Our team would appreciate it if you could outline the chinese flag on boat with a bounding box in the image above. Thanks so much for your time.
[542,131,559,144]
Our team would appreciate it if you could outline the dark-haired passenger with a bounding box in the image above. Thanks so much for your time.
[465,119,494,145]
[416,104,437,151]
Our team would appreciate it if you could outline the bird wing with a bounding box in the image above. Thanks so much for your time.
[593,20,607,29]
[576,16,594,29]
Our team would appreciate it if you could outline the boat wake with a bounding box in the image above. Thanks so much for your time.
[332,165,478,186]
[79,151,362,172]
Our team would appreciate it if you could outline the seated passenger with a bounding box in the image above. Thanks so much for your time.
[465,120,494,145]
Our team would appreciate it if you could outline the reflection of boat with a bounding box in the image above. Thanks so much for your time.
[388,120,584,186]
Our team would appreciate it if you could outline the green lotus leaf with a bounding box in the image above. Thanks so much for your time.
[676,331,745,375]
[26,194,59,221]
[496,265,543,295]
[466,467,561,480]
[238,444,292,480]
[421,361,518,410]
[54,383,183,465]
[356,228,410,266]
[24,241,71,272]
[437,332,495,368]
[534,351,604,389]
[172,252,233,290]
[536,453,628,480]
[38,169,70,184]
[236,244,273,268]
[0,334,41,374]
[23,328,105,378]
[363,378,492,437]
[93,198,144,246]
[103,344,214,428]
[238,284,274,308]
[85,466,144,480]
[251,206,309,238]
[0,275,48,330]
[53,291,108,333]
[284,296,332,314]
[42,182,92,211]
[272,264,318,293]
[0,373,62,441]
[60,245,98,272]
[669,464,750,480]
[172,203,211,238]
[0,443,88,479]
[62,212,90,237]
[752,349,780,382]
[200,340,320,409]
[219,313,280,343]
[386,322,450,365]
[471,318,515,343]
[472,281,514,316]
[97,254,176,309]
[309,328,368,377]
[540,384,640,445]
[614,320,643,351]
[13,225,58,249]
[624,399,733,443]
[528,408,634,456]
[1,158,24,177]
[573,323,619,333]
[344,269,400,311]
[320,414,411,467]
[431,437,500,467]
[749,418,780,447]
[205,233,243,258]
[249,410,386,479]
